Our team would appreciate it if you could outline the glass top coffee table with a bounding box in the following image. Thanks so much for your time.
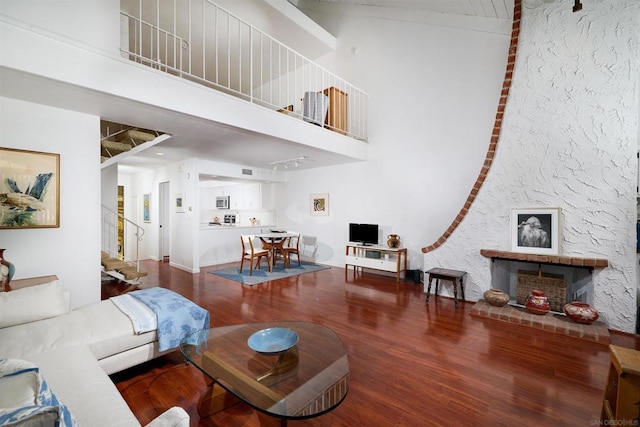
[180,321,349,425]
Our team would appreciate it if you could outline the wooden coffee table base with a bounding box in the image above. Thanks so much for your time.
[197,348,300,426]
[197,379,238,417]
[197,380,287,426]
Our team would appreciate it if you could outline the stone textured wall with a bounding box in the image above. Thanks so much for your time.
[424,0,640,333]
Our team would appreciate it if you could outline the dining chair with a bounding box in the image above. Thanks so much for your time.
[240,235,271,275]
[300,235,319,262]
[282,232,301,268]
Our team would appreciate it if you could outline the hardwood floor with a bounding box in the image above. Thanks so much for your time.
[107,260,637,426]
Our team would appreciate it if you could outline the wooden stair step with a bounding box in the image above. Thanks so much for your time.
[118,266,148,280]
[123,129,156,142]
[102,258,129,271]
[102,140,132,153]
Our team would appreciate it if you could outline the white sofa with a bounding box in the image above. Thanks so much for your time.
[0,275,191,426]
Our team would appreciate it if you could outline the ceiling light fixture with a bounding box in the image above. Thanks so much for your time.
[269,156,310,170]
[573,0,582,12]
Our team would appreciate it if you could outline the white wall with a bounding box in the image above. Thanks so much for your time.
[422,0,640,333]
[101,164,118,212]
[0,96,101,308]
[0,0,121,55]
[276,7,509,270]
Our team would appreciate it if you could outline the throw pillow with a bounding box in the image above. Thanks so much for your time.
[0,280,69,328]
[0,358,77,426]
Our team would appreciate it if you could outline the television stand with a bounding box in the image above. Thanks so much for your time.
[345,243,408,283]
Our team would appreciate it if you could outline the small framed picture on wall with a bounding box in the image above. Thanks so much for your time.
[175,193,185,213]
[310,193,329,216]
[510,207,561,255]
[143,193,151,222]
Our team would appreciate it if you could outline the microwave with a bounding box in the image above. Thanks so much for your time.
[216,196,230,209]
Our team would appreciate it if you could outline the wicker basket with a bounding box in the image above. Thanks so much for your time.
[516,269,566,312]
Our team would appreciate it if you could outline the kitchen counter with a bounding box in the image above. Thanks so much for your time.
[199,223,276,230]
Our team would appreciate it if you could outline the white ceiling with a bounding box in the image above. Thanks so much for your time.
[109,0,516,176]
[3,0,518,179]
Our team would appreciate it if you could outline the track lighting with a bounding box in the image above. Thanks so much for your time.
[269,156,311,170]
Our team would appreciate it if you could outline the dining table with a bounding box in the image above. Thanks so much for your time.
[255,232,296,268]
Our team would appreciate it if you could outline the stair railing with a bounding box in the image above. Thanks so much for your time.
[101,205,145,273]
[120,0,368,141]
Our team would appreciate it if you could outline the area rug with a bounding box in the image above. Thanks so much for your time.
[208,262,330,285]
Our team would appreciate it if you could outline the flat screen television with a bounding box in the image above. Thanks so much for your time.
[349,223,379,246]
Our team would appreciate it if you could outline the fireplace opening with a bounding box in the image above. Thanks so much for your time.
[488,259,593,313]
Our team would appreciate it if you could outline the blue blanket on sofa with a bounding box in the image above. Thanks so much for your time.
[128,288,210,352]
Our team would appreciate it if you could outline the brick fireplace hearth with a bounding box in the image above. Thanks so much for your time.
[475,250,610,344]
[470,301,610,344]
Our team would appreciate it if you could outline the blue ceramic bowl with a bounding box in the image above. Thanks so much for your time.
[247,327,299,354]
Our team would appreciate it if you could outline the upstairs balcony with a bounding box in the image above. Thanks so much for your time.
[120,0,368,141]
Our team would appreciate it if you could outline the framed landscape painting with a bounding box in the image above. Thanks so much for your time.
[0,147,60,229]
[510,207,561,255]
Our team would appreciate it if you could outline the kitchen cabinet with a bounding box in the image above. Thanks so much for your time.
[199,182,263,213]
[242,183,261,209]
[226,186,242,209]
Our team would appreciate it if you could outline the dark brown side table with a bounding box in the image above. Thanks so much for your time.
[425,268,466,308]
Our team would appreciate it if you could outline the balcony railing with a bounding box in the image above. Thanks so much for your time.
[120,0,368,140]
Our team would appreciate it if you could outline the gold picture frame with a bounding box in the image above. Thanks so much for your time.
[0,147,60,229]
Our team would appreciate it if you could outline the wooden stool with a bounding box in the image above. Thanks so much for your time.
[425,268,466,308]
[602,345,640,422]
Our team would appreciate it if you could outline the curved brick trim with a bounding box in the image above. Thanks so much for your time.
[422,0,522,254]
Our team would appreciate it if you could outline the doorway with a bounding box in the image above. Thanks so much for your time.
[159,181,170,262]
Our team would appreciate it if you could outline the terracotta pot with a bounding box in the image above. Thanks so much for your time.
[563,301,599,324]
[525,289,550,315]
[483,289,510,307]
[387,234,400,248]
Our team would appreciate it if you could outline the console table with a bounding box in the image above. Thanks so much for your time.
[345,244,407,283]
